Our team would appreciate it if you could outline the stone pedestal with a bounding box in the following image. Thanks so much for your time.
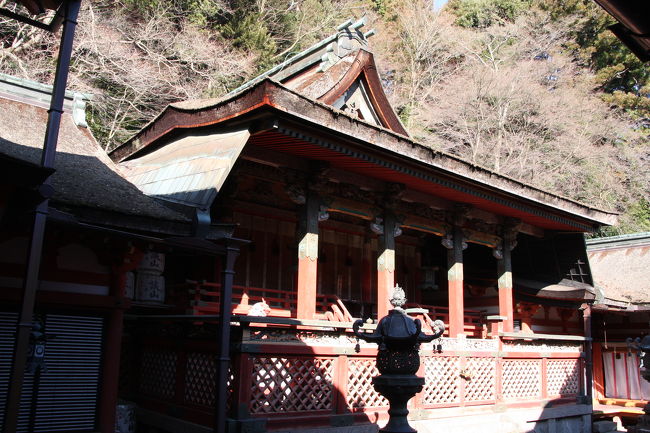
[372,375,424,433]
[629,404,650,433]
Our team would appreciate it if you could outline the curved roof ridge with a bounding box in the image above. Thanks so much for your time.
[586,231,650,246]
[227,17,371,97]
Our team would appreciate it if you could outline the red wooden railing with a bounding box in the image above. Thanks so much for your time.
[406,303,485,338]
[183,281,484,332]
[132,320,584,430]
[185,281,353,322]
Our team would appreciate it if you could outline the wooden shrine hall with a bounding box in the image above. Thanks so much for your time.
[107,19,617,433]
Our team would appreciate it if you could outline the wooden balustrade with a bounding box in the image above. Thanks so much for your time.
[185,281,353,321]
[188,281,296,317]
[406,303,485,338]
[183,281,483,332]
[129,319,585,430]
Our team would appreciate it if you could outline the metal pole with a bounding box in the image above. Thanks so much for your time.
[2,2,80,431]
[215,241,240,433]
[41,1,81,169]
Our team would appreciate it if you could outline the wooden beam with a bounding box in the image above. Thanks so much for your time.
[401,215,446,237]
[240,143,308,171]
[323,167,386,192]
[499,331,590,341]
[235,315,376,330]
[400,189,453,211]
[327,197,374,220]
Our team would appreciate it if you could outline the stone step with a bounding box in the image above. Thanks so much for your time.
[593,420,618,433]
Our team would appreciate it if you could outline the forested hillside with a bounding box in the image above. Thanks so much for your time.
[0,0,648,235]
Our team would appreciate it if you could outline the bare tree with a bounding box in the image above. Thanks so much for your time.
[71,3,254,149]
[387,1,463,130]
[405,8,644,214]
[0,0,647,232]
[0,1,254,149]
[0,1,59,80]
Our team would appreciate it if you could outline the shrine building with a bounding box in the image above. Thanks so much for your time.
[0,16,619,433]
[586,233,650,429]
[107,20,615,433]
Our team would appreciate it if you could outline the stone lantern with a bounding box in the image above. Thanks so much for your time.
[353,285,445,433]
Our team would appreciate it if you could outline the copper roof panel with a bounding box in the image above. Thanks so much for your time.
[120,128,250,209]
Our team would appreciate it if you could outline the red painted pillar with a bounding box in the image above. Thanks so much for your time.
[377,213,396,319]
[98,310,124,433]
[446,225,464,338]
[98,247,142,433]
[361,237,373,310]
[497,236,514,333]
[335,355,350,414]
[498,224,518,333]
[581,303,594,402]
[231,352,253,419]
[297,247,318,319]
[297,193,321,320]
[592,341,605,400]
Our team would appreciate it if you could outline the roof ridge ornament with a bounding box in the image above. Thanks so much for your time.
[227,17,376,96]
[318,16,375,73]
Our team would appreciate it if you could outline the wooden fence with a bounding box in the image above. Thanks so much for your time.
[125,319,585,430]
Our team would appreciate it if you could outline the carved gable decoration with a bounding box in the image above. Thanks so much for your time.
[256,20,408,136]
[332,79,381,126]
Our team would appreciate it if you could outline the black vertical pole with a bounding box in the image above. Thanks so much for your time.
[215,241,240,433]
[27,369,41,433]
[40,1,81,169]
[2,2,80,432]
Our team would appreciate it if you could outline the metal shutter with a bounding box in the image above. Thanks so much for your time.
[0,312,19,430]
[0,312,104,432]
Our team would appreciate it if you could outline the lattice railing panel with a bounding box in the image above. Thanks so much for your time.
[250,357,334,413]
[422,356,460,405]
[547,359,580,396]
[502,359,541,399]
[347,358,388,409]
[464,357,496,402]
[119,336,133,397]
[185,352,216,407]
[227,369,234,410]
[139,350,177,399]
[184,353,233,409]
